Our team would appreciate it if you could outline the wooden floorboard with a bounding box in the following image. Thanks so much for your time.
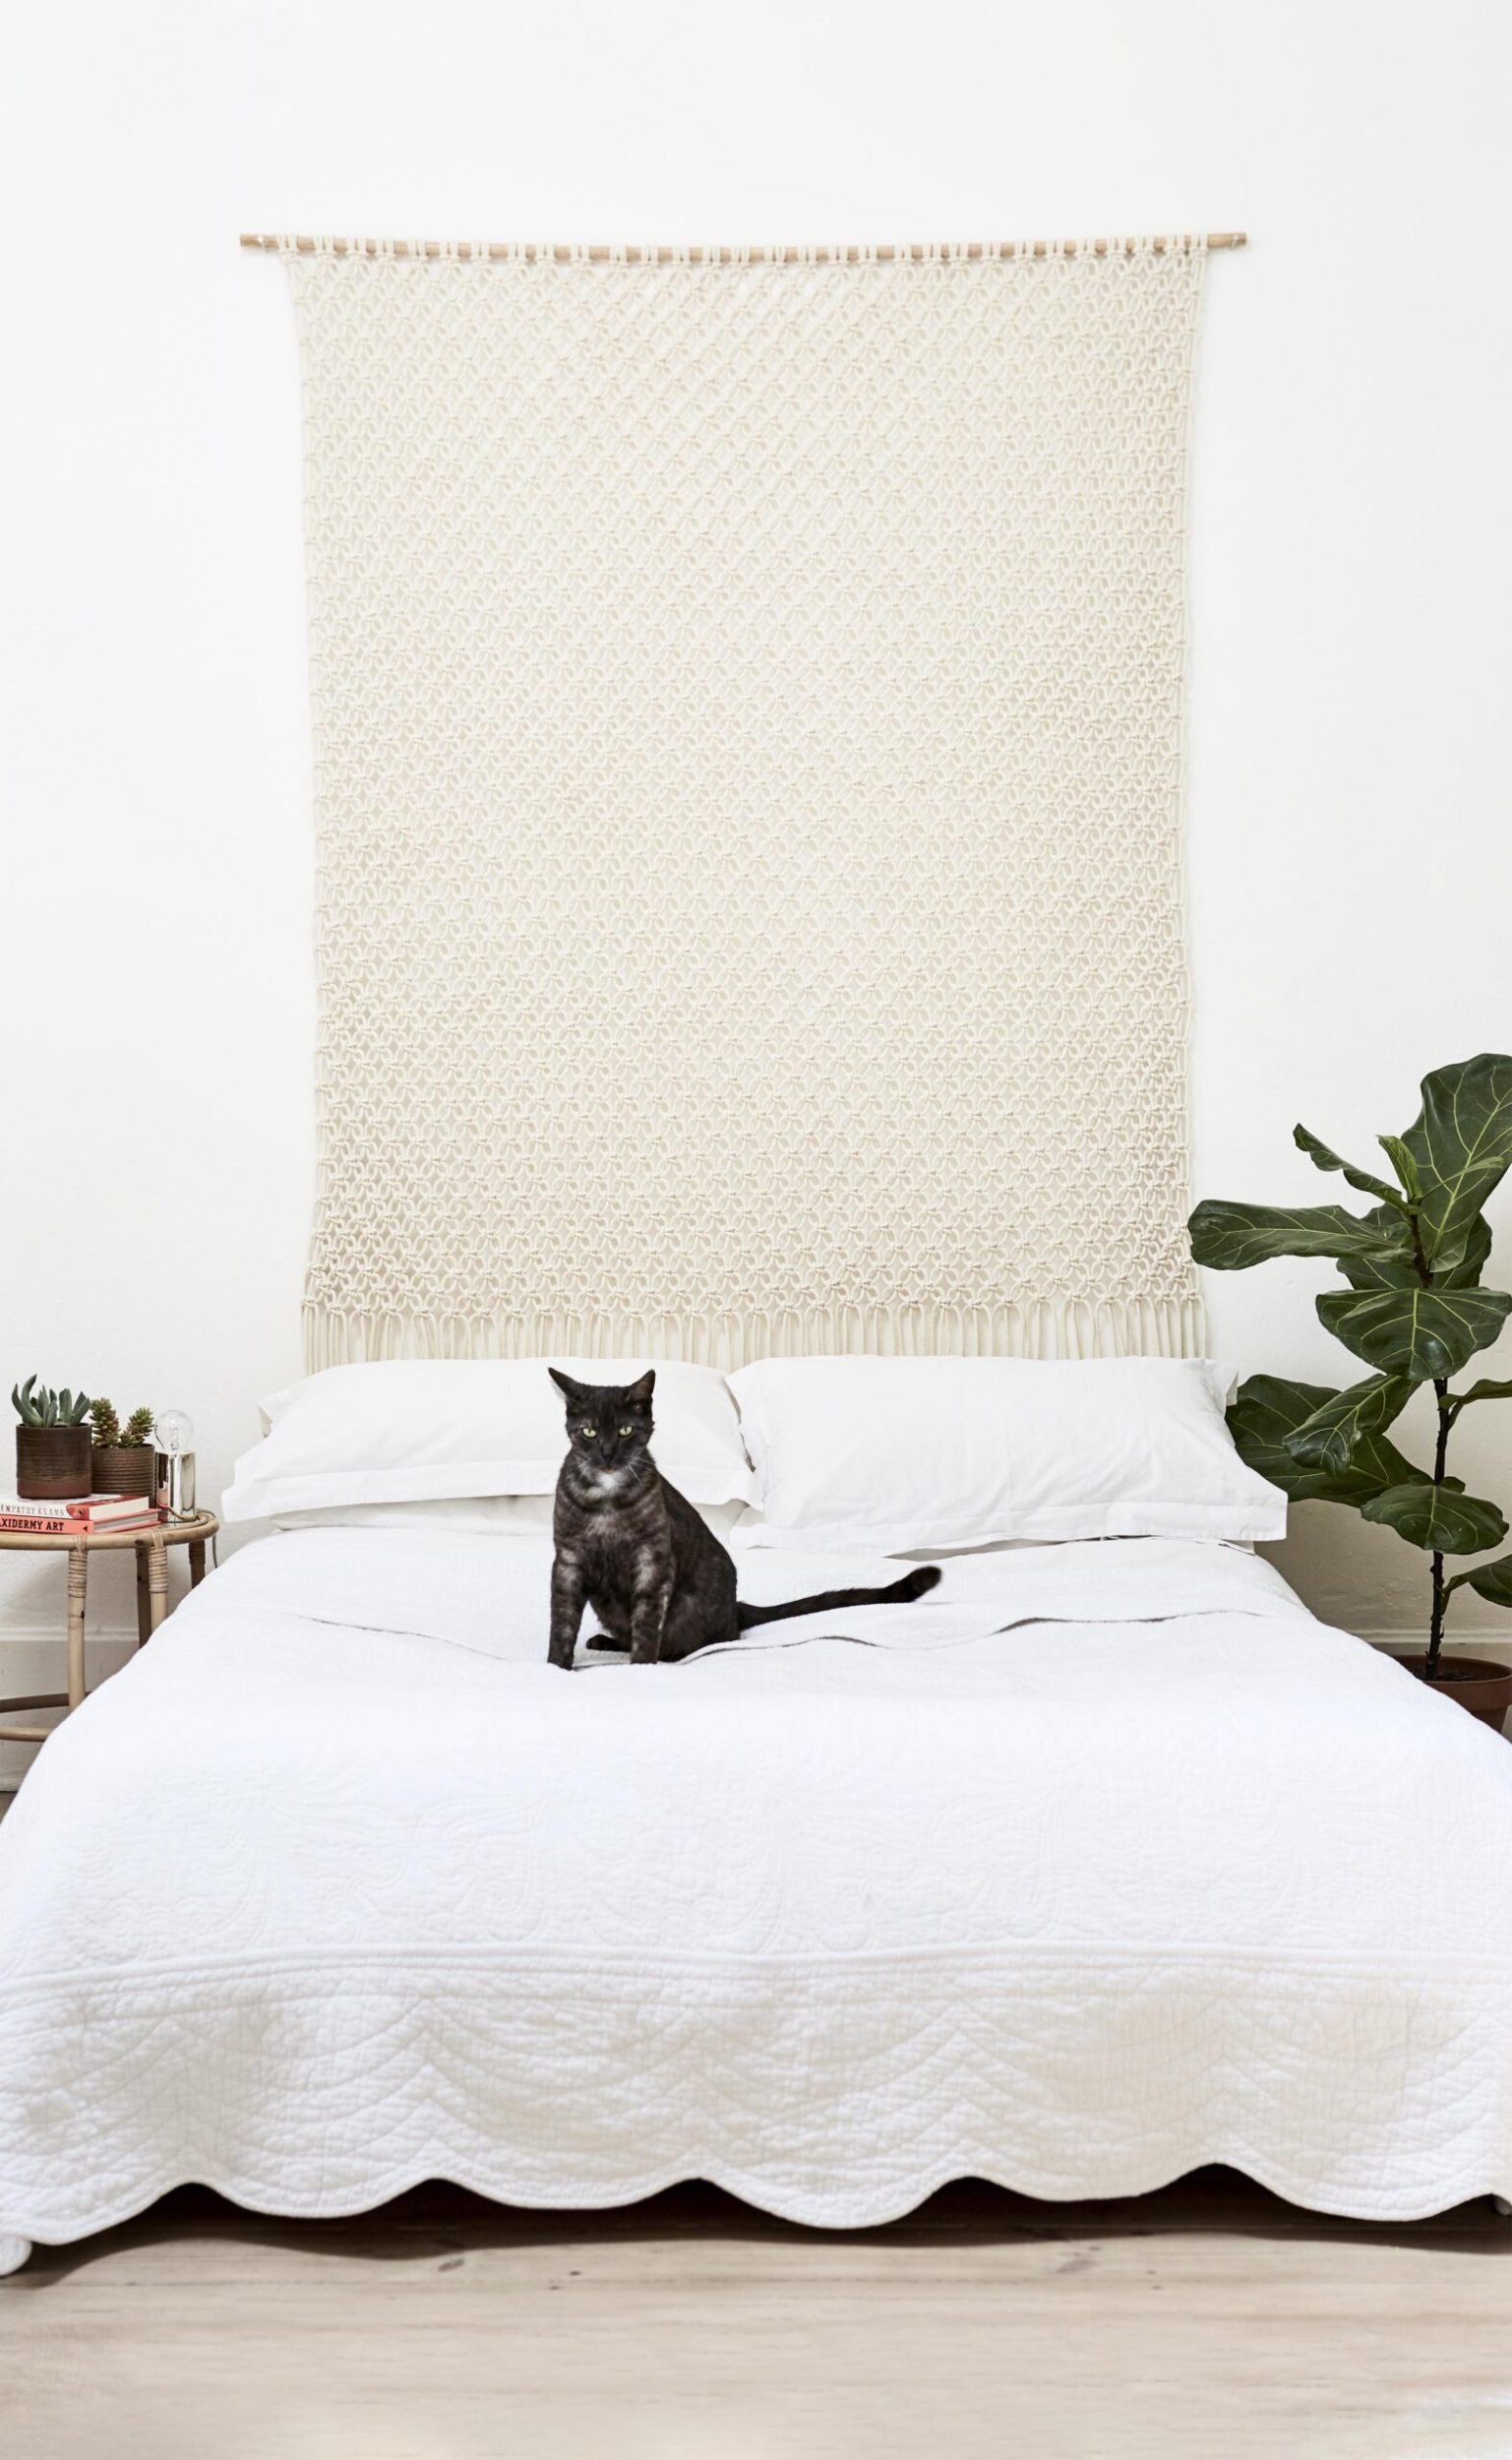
[3,2172,1510,2458]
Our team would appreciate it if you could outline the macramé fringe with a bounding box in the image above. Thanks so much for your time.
[303,1296,1210,1375]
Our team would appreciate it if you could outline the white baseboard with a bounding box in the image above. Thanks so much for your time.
[1349,1630,1512,1661]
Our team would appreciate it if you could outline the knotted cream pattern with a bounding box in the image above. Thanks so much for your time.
[281,239,1208,1368]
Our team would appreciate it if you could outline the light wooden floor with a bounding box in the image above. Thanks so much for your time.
[3,2173,1509,2460]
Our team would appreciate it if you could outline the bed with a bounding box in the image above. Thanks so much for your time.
[3,1515,1511,2273]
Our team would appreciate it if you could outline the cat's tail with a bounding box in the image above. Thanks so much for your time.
[736,1563,941,1630]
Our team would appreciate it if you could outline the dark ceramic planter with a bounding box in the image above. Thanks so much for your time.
[15,1424,92,1501]
[91,1445,161,1503]
[1378,1645,1512,1733]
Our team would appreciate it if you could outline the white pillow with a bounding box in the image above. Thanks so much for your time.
[727,1356,1286,1551]
[267,1496,750,1539]
[222,1360,757,1523]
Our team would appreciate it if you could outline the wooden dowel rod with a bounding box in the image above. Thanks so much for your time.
[240,233,1246,262]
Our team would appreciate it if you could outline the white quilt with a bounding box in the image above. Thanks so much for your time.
[2,1529,1511,2271]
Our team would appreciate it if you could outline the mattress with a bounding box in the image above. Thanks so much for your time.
[2,1526,1510,2272]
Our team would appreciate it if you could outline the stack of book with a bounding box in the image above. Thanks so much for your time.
[0,1495,165,1537]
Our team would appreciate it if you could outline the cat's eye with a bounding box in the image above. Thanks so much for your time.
[578,1425,595,1440]
[619,1424,634,1436]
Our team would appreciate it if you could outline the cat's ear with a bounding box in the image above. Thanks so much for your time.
[624,1370,655,1407]
[548,1368,587,1403]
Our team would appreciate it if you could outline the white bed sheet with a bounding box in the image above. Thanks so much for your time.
[2,1527,1511,2270]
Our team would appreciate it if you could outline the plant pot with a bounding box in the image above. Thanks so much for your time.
[15,1423,92,1501]
[1377,1646,1512,1733]
[91,1445,161,1503]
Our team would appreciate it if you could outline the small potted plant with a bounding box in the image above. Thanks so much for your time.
[1189,1052,1512,1728]
[12,1377,93,1500]
[89,1399,160,1502]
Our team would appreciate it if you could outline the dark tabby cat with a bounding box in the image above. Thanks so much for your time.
[547,1369,940,1668]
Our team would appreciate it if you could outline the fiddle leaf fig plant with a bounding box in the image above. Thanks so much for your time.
[1189,1054,1512,1677]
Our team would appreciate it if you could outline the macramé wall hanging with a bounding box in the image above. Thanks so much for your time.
[256,232,1239,1368]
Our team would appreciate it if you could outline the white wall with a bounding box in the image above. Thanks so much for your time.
[4,0,1510,1690]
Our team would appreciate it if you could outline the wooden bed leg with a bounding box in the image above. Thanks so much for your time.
[146,1536,169,1634]
[66,1542,88,1711]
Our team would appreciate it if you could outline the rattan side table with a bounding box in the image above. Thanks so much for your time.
[0,1510,219,1747]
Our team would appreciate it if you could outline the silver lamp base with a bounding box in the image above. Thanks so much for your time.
[162,1450,197,1520]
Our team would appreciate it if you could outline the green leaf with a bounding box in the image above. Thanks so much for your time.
[1446,1552,1512,1607]
[1436,1211,1493,1289]
[1226,1375,1427,1505]
[1377,1133,1423,1200]
[11,1375,42,1427]
[1294,1123,1404,1207]
[1284,1373,1414,1474]
[1316,1284,1512,1381]
[1452,1377,1512,1410]
[1188,1199,1410,1273]
[1332,1204,1490,1292]
[1401,1053,1512,1271]
[1332,1206,1418,1288]
[1361,1482,1509,1555]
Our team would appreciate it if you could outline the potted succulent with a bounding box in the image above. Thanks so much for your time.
[1189,1053,1512,1730]
[89,1398,161,1502]
[12,1377,93,1500]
